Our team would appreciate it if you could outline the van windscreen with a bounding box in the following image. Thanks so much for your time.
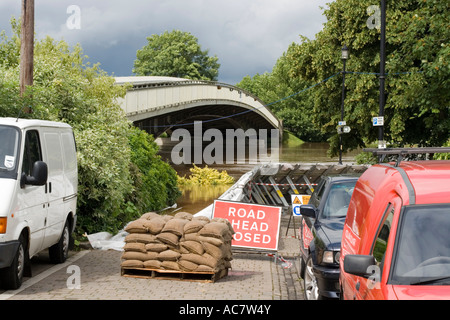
[391,204,450,285]
[0,125,20,179]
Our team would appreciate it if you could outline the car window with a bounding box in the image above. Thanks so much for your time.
[391,204,450,284]
[316,179,326,203]
[22,130,43,176]
[309,178,326,208]
[320,181,356,219]
[371,204,395,266]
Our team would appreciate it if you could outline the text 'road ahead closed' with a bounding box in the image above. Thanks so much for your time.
[213,200,281,251]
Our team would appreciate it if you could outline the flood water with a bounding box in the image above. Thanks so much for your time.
[156,138,360,214]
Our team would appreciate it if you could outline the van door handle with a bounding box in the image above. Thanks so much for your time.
[49,182,52,193]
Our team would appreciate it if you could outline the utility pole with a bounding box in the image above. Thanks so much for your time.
[378,0,386,149]
[19,0,34,113]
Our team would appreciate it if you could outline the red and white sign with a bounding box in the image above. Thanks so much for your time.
[213,200,282,251]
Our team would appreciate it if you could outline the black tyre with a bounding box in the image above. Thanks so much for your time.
[0,234,27,290]
[49,220,70,264]
[303,255,321,300]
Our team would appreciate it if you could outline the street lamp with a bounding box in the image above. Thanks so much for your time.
[339,45,349,165]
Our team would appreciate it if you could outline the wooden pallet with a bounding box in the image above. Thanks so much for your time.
[121,267,228,283]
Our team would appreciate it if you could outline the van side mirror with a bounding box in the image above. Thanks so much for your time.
[343,254,376,278]
[20,161,48,188]
[300,204,317,218]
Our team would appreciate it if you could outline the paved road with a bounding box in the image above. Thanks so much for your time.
[0,215,304,301]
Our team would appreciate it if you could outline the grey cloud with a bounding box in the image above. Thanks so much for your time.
[0,0,329,84]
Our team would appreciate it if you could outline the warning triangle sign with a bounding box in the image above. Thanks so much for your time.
[293,196,301,204]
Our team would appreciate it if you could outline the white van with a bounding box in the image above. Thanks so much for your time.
[0,118,77,289]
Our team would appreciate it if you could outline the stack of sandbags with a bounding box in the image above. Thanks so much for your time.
[121,211,234,275]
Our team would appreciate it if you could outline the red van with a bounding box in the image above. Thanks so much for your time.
[340,155,450,300]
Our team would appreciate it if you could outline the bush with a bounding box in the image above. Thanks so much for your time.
[178,165,235,186]
[128,127,181,214]
[0,20,180,235]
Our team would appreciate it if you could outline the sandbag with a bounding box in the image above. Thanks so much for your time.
[184,233,224,247]
[156,232,180,247]
[180,240,204,255]
[211,217,235,234]
[193,216,210,223]
[145,243,168,252]
[121,260,144,268]
[183,220,207,234]
[201,241,225,260]
[125,233,157,244]
[143,260,161,269]
[161,218,189,236]
[178,259,198,271]
[144,217,166,234]
[161,260,180,270]
[181,253,208,266]
[202,253,220,269]
[198,222,230,239]
[158,250,181,261]
[195,264,214,272]
[121,213,233,276]
[122,251,158,261]
[174,211,193,221]
[123,242,146,253]
[124,219,148,234]
[141,212,160,220]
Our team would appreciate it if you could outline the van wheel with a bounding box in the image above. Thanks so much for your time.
[0,234,26,290]
[49,220,70,264]
[304,255,321,300]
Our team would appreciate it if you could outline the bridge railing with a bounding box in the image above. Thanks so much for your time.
[115,77,282,130]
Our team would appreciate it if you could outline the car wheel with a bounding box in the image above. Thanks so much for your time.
[0,234,26,290]
[49,220,70,264]
[304,255,321,300]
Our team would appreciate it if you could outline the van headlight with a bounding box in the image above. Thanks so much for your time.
[323,250,340,264]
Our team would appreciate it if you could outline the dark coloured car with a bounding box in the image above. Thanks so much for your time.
[299,175,359,300]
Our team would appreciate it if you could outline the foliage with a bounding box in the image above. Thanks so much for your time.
[282,130,304,147]
[434,139,450,160]
[177,165,234,186]
[286,0,449,156]
[236,48,327,142]
[238,0,449,156]
[128,127,181,212]
[133,30,220,81]
[0,19,180,234]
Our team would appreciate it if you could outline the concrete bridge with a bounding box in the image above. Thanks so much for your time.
[115,76,282,138]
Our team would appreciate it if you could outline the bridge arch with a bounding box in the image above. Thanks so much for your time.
[115,76,283,138]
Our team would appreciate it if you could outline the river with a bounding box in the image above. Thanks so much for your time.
[156,138,360,214]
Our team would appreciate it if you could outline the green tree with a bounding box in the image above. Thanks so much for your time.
[0,19,180,234]
[286,0,449,155]
[128,127,180,213]
[133,30,220,81]
[236,46,326,142]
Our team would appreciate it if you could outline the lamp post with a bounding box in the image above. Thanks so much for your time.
[339,45,349,165]
[378,0,386,149]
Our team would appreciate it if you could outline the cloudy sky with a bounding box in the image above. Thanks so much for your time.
[0,0,330,84]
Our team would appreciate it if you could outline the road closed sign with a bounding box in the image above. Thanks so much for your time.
[212,200,282,251]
